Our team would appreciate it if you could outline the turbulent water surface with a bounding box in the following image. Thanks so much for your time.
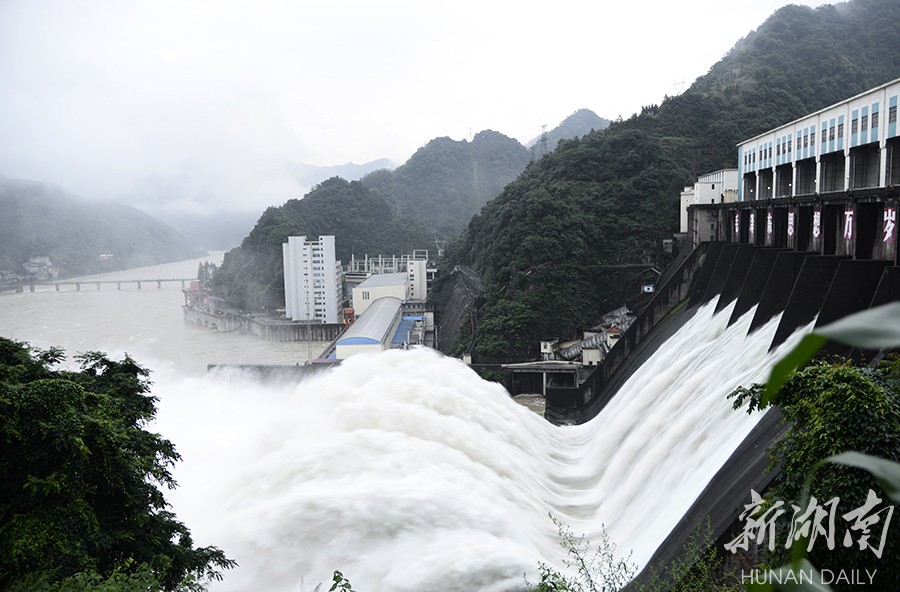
[0,257,808,591]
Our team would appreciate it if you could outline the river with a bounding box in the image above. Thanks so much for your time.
[0,253,325,374]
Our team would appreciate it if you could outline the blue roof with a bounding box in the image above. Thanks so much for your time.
[336,297,402,346]
[391,318,416,345]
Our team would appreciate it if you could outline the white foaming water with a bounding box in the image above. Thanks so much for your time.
[153,298,810,592]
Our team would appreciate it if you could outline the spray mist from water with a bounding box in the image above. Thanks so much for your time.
[153,299,808,591]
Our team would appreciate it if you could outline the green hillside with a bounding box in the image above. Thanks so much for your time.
[450,0,900,359]
[211,131,530,311]
[211,177,432,311]
[364,130,531,238]
[529,109,611,157]
[0,176,199,279]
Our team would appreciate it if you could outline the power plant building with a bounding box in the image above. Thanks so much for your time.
[680,169,739,232]
[282,235,343,323]
[351,272,409,317]
[737,77,900,201]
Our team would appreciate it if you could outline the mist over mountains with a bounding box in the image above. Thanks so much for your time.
[0,106,601,280]
[0,176,199,278]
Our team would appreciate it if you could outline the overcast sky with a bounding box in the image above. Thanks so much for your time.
[0,0,831,216]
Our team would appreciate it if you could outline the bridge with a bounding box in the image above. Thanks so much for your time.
[21,278,196,292]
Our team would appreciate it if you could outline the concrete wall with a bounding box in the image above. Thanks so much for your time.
[183,306,343,342]
[352,281,407,316]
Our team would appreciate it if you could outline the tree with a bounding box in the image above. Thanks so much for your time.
[0,338,235,591]
[731,361,900,589]
[728,303,900,590]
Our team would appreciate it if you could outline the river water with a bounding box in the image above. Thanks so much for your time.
[0,253,325,374]
[0,256,809,591]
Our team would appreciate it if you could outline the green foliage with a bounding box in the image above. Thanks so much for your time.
[634,520,741,592]
[827,451,900,504]
[329,570,355,592]
[368,131,531,238]
[455,130,688,358]
[525,516,636,592]
[450,0,900,358]
[8,561,162,592]
[0,176,198,277]
[762,302,900,406]
[0,338,235,591]
[730,302,900,591]
[761,361,900,585]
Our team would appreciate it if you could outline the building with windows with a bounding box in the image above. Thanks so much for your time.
[282,235,343,323]
[738,78,900,202]
[351,272,409,317]
[680,169,739,232]
[685,78,899,262]
[344,250,434,300]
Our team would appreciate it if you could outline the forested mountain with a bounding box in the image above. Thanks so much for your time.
[0,176,199,278]
[364,130,531,237]
[210,130,530,310]
[450,0,900,359]
[211,177,432,310]
[527,109,611,157]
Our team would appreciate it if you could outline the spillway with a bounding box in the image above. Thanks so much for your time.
[153,298,808,591]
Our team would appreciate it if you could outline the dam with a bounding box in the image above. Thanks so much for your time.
[155,81,900,590]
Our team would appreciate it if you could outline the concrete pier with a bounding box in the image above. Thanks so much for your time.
[183,306,343,342]
[728,248,786,327]
[715,244,758,314]
[769,255,847,349]
[746,251,814,333]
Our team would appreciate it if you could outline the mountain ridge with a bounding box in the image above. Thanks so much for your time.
[0,176,200,278]
[448,0,900,359]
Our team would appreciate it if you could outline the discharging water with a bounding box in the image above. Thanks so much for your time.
[151,298,806,591]
[0,258,808,591]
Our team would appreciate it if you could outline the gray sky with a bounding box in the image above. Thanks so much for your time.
[0,0,830,216]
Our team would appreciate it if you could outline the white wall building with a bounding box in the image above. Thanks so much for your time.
[351,272,409,317]
[407,259,427,301]
[738,77,900,201]
[679,169,739,232]
[282,235,343,323]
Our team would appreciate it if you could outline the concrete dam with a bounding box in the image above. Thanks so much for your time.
[542,185,898,583]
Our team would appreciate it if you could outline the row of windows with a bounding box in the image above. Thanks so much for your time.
[849,112,879,134]
[745,113,881,166]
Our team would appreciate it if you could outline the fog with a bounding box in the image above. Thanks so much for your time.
[1,0,829,229]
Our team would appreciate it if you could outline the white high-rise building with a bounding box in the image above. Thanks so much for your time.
[282,235,343,323]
